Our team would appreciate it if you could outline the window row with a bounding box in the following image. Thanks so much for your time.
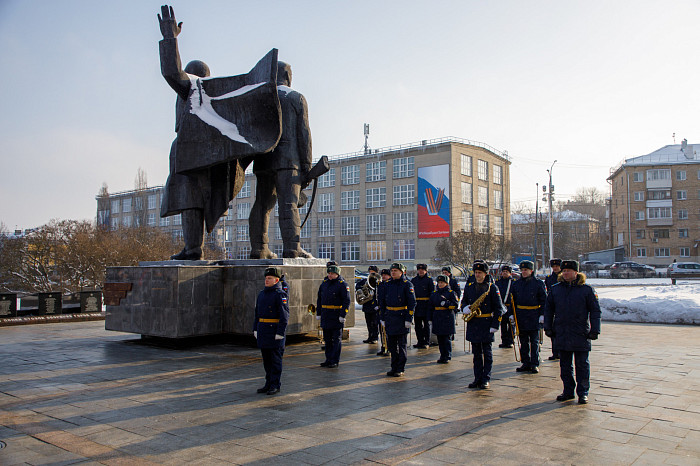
[633,190,693,201]
[109,195,159,214]
[460,154,503,185]
[460,212,504,235]
[636,247,691,258]
[634,208,689,220]
[635,228,689,239]
[632,169,694,182]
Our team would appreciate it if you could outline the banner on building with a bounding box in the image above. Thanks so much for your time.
[417,165,450,238]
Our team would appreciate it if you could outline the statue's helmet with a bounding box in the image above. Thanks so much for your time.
[277,61,292,86]
[185,60,210,78]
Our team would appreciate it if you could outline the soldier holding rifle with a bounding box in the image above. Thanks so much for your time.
[510,260,546,374]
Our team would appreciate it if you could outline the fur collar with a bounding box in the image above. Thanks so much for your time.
[557,272,586,286]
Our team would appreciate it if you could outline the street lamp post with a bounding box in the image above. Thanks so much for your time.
[545,160,557,265]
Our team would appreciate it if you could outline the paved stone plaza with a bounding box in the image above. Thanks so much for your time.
[0,309,699,465]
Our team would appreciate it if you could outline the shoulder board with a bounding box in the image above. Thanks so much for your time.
[403,277,409,282]
[339,279,344,283]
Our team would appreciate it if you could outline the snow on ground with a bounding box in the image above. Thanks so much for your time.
[595,283,700,325]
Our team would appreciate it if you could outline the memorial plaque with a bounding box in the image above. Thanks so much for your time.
[38,292,62,316]
[0,294,17,318]
[80,291,103,313]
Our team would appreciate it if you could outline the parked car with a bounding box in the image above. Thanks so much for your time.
[667,262,700,278]
[581,260,607,271]
[609,261,655,278]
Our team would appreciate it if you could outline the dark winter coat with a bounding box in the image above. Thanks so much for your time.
[511,275,546,332]
[448,276,461,300]
[544,273,602,352]
[411,274,435,318]
[461,276,503,343]
[378,274,416,336]
[429,286,458,335]
[544,272,560,294]
[316,276,351,330]
[253,282,289,349]
[494,276,515,318]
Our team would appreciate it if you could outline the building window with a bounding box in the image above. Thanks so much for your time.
[319,218,335,237]
[477,160,488,181]
[159,216,170,227]
[493,216,504,236]
[647,189,671,200]
[122,198,132,213]
[654,248,670,257]
[633,172,643,182]
[478,186,488,207]
[680,247,691,257]
[635,211,645,221]
[394,239,415,260]
[237,202,250,219]
[461,182,472,204]
[342,165,360,185]
[300,221,311,238]
[272,244,284,257]
[111,199,120,214]
[147,213,156,226]
[493,190,503,210]
[646,169,671,181]
[366,161,386,182]
[676,170,687,181]
[493,165,503,185]
[341,242,360,262]
[340,241,360,262]
[393,212,415,233]
[366,214,386,234]
[317,243,335,259]
[478,213,489,233]
[236,224,249,241]
[319,192,335,212]
[461,154,472,177]
[122,216,132,227]
[393,184,415,205]
[653,229,670,239]
[148,194,157,210]
[236,245,251,260]
[366,241,386,261]
[366,187,386,208]
[341,216,359,236]
[172,214,182,226]
[237,180,251,198]
[273,224,282,240]
[648,207,672,219]
[462,211,473,232]
[299,197,310,216]
[677,190,687,200]
[679,229,689,238]
[678,209,688,220]
[393,157,415,179]
[318,168,336,188]
[634,192,644,201]
[341,190,360,211]
[111,217,119,229]
[636,248,646,257]
[135,197,144,212]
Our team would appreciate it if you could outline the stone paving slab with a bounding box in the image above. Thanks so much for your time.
[0,310,698,465]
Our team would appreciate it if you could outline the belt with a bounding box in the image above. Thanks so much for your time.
[434,306,457,310]
[416,297,430,301]
[516,305,540,310]
[322,305,343,309]
[475,313,492,318]
[259,318,279,323]
[387,306,408,311]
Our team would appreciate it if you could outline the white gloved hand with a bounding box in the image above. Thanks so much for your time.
[509,315,515,325]
[316,315,321,320]
[405,321,411,329]
[374,306,379,311]
[538,316,544,324]
[380,320,385,326]
[253,331,257,339]
[489,327,498,333]
[274,334,284,340]
[440,300,446,306]
[339,317,346,323]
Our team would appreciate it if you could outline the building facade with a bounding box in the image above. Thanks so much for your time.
[608,140,700,266]
[97,137,511,269]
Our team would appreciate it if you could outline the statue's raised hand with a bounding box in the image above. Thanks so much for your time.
[158,5,182,39]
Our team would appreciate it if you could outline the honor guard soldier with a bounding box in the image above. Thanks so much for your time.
[544,258,562,360]
[430,275,458,363]
[253,267,289,395]
[510,260,547,373]
[411,263,435,349]
[375,268,392,356]
[316,264,351,368]
[441,266,461,300]
[378,263,416,377]
[495,265,515,349]
[461,261,503,389]
[357,265,380,344]
[544,260,601,404]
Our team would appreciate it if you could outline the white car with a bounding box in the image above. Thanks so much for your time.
[667,262,700,278]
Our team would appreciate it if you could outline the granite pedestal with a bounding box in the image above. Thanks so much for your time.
[104,259,355,338]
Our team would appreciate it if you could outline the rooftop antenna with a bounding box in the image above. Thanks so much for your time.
[363,123,370,155]
[673,132,676,144]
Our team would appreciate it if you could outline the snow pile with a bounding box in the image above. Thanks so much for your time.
[596,284,700,325]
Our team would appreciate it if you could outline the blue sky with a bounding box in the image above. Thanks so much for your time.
[2,1,700,229]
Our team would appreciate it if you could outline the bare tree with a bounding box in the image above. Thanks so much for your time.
[133,168,150,228]
[435,230,514,275]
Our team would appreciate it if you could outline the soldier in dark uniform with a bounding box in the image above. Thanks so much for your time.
[356,265,380,344]
[510,260,547,374]
[429,275,458,363]
[441,266,461,300]
[253,267,289,395]
[545,260,601,404]
[316,264,351,368]
[461,262,503,389]
[411,263,434,349]
[378,263,416,377]
[375,268,392,356]
[544,258,562,361]
[495,265,515,348]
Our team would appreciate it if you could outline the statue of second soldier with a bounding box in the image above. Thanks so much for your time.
[378,263,416,377]
[316,264,351,368]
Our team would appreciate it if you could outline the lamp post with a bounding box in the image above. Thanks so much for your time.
[544,160,557,265]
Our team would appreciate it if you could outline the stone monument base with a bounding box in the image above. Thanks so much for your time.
[104,259,355,339]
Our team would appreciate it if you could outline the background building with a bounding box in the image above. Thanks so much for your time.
[97,137,511,269]
[608,140,700,266]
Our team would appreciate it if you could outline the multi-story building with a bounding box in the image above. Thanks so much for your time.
[608,140,700,266]
[97,137,511,269]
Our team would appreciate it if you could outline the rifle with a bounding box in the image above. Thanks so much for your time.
[300,156,330,229]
